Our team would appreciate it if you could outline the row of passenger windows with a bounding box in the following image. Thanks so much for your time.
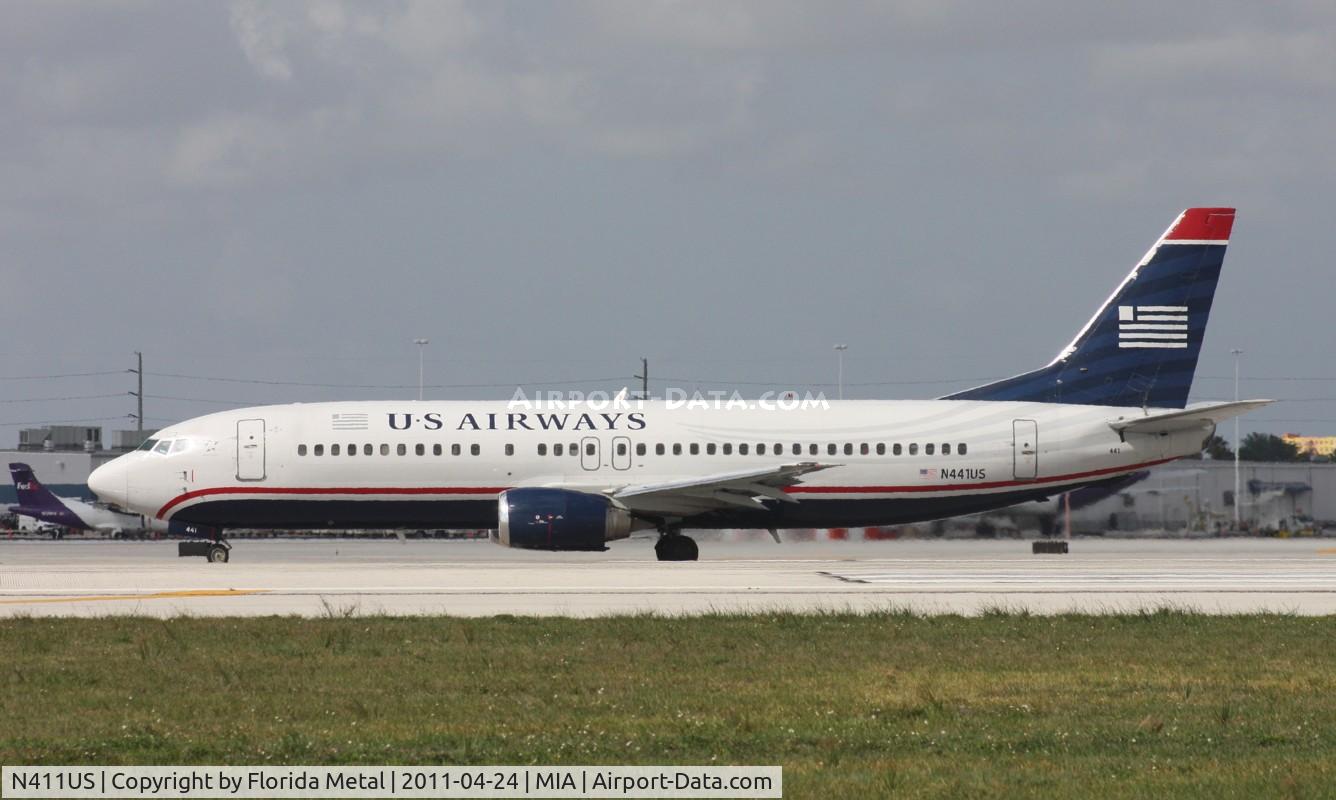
[297,441,967,458]
[541,442,967,457]
[299,442,481,457]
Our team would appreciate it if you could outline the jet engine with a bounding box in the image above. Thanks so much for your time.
[495,488,637,551]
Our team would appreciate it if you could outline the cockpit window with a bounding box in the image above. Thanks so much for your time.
[138,438,159,452]
[153,440,172,455]
[170,439,193,454]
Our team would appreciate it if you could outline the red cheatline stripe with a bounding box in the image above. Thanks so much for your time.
[783,457,1177,494]
[157,457,1175,519]
[157,485,507,519]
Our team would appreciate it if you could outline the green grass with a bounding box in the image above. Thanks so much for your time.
[2,611,1335,798]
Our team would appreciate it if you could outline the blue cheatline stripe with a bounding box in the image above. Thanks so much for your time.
[945,243,1226,408]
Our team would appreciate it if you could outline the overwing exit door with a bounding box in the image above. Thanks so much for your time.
[580,436,600,471]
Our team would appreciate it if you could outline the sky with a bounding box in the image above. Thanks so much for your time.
[3,1,1335,449]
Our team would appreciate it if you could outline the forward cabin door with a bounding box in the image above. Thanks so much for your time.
[236,419,266,481]
[1012,419,1038,480]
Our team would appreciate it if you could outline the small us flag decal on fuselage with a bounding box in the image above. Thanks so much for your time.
[331,412,369,430]
[1118,305,1188,349]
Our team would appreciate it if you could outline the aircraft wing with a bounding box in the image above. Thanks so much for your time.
[1109,400,1272,436]
[611,462,834,516]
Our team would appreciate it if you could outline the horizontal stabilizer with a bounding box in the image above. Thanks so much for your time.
[1108,400,1271,436]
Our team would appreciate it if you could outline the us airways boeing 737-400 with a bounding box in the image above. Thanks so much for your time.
[89,208,1267,562]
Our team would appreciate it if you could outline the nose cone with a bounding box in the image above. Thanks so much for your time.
[88,458,129,510]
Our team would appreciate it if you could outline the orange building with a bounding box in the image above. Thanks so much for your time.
[1282,433,1336,457]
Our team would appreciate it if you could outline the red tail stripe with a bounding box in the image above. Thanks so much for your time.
[1164,207,1234,241]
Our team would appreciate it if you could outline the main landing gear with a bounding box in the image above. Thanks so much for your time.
[655,533,699,562]
[207,541,231,563]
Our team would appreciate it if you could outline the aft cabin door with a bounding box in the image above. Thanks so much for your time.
[1012,419,1038,480]
[236,419,266,481]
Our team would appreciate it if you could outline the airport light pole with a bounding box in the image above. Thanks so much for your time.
[834,344,848,401]
[413,339,429,401]
[1232,348,1243,530]
[129,351,143,440]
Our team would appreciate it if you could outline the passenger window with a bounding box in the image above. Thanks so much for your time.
[723,443,733,455]
[943,443,951,455]
[926,443,935,455]
[859,443,868,455]
[472,444,481,456]
[656,443,665,455]
[585,443,595,456]
[894,443,902,456]
[876,443,885,455]
[396,444,405,456]
[739,444,749,455]
[331,444,341,456]
[617,442,627,456]
[364,444,373,456]
[959,443,968,455]
[505,444,514,456]
[380,444,389,456]
[909,443,918,455]
[636,443,646,456]
[298,444,307,456]
[348,443,357,456]
[809,444,818,456]
[314,444,324,456]
[538,444,548,456]
[792,444,801,456]
[844,443,853,456]
[416,443,425,456]
[757,444,767,455]
[690,443,699,455]
[706,443,716,455]
[452,444,461,456]
[673,443,682,455]
[827,444,836,456]
[433,444,442,456]
[554,443,564,456]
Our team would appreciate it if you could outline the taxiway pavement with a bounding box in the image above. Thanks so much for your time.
[1,537,1333,617]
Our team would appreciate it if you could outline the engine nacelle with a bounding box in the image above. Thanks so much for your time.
[495,488,636,551]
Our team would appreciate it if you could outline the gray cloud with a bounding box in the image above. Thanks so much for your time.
[2,1,1335,444]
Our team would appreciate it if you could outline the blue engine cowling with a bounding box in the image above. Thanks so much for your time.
[495,488,635,551]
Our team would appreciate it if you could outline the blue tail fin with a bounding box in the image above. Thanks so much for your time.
[8,462,85,528]
[945,207,1234,408]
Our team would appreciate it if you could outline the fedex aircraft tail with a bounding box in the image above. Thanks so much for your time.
[945,207,1235,408]
[8,462,85,528]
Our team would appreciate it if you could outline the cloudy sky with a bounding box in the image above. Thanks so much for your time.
[3,1,1335,448]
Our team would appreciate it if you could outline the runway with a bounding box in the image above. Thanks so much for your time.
[1,537,1334,617]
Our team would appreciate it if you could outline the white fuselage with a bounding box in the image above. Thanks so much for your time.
[87,399,1210,532]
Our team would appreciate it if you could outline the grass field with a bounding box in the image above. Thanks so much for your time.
[2,610,1334,798]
